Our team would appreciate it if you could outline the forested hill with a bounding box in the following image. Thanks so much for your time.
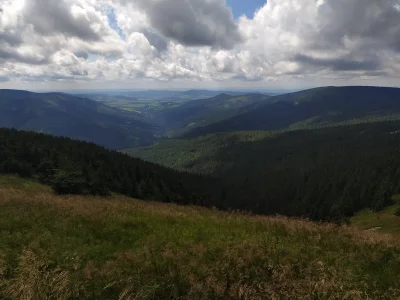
[130,120,400,221]
[0,128,217,205]
[0,89,158,149]
[184,86,400,138]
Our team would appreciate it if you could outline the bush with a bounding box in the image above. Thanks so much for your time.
[51,170,86,195]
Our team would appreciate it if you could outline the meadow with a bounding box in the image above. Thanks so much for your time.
[1,175,400,299]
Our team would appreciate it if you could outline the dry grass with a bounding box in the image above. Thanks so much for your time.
[1,251,73,300]
[0,176,400,299]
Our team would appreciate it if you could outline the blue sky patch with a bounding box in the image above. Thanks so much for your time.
[106,7,126,40]
[227,0,266,19]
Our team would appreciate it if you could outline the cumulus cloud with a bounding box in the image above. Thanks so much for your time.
[141,28,169,52]
[314,0,400,52]
[292,0,400,72]
[0,0,400,88]
[23,0,102,40]
[0,31,22,47]
[131,0,242,49]
[234,0,400,79]
[0,48,49,65]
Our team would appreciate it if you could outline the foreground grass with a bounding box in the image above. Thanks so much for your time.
[1,176,400,299]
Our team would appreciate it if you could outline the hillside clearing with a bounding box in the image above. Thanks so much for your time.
[351,195,400,235]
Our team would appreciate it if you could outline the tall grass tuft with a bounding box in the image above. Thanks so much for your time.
[0,251,73,300]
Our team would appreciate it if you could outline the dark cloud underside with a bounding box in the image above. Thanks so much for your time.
[316,0,400,52]
[135,0,242,49]
[295,54,381,71]
[24,0,101,40]
[0,49,49,65]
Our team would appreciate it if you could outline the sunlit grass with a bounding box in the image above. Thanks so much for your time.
[0,175,51,192]
[351,195,400,235]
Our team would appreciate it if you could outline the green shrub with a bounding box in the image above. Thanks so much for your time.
[51,170,86,195]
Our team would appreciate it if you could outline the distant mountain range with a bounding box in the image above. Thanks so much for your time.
[0,89,158,149]
[75,89,262,101]
[162,89,255,100]
[183,86,400,138]
[70,91,271,137]
[3,86,400,150]
[0,89,269,148]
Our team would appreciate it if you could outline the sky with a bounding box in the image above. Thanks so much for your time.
[226,0,266,19]
[0,0,400,91]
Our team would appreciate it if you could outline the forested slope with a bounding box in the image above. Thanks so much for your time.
[0,128,215,205]
[130,121,400,220]
[0,89,158,148]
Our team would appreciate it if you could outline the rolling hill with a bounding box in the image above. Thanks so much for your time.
[160,89,259,100]
[0,89,158,149]
[152,93,270,136]
[0,175,399,299]
[184,86,400,138]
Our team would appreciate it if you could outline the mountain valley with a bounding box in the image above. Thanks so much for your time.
[2,85,400,298]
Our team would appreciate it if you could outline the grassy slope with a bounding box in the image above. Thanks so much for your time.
[351,195,400,235]
[1,175,400,299]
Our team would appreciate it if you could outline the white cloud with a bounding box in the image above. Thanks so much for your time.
[0,0,400,89]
